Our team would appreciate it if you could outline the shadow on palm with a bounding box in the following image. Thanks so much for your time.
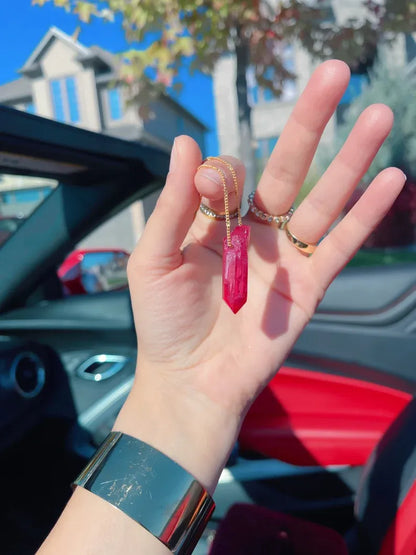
[187,211,318,345]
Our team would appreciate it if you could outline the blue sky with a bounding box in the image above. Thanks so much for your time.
[0,0,218,153]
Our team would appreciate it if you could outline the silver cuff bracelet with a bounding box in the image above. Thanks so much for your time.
[73,432,215,554]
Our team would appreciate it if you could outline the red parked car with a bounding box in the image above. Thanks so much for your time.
[57,249,130,296]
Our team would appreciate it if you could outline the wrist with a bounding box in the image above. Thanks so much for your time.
[114,367,240,494]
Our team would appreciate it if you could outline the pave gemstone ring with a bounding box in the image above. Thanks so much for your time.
[247,191,294,229]
[199,202,240,221]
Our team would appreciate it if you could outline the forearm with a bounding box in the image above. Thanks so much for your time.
[38,369,239,554]
[39,486,170,555]
[114,371,240,495]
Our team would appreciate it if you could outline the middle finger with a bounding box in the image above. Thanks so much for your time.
[255,60,350,215]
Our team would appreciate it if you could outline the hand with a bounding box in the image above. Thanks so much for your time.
[116,60,406,493]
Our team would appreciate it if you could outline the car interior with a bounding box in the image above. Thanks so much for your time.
[0,106,167,553]
[0,106,415,554]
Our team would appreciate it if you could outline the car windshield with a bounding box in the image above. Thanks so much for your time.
[0,173,58,247]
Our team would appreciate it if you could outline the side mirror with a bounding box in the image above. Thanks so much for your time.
[58,249,129,296]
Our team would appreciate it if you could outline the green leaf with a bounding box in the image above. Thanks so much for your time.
[32,0,51,6]
[172,36,194,57]
[34,0,413,193]
[54,0,70,7]
[74,1,97,23]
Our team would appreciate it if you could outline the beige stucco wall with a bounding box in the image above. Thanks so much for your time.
[213,42,316,158]
[251,100,297,140]
[380,34,407,68]
[2,31,205,251]
[76,69,102,132]
[36,39,101,131]
[332,0,369,23]
[40,39,82,78]
[32,79,52,118]
[212,0,410,163]
[77,201,145,253]
[213,55,240,157]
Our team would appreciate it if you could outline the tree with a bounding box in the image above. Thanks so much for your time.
[319,60,416,247]
[33,0,415,191]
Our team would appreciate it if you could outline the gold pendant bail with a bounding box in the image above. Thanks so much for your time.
[206,156,242,227]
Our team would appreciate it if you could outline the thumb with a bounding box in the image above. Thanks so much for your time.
[130,135,202,273]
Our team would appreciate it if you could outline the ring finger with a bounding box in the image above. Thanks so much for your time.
[287,103,394,246]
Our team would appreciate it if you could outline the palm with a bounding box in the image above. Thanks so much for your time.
[132,217,320,407]
[128,61,405,416]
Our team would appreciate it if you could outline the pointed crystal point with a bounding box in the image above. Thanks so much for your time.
[223,225,250,313]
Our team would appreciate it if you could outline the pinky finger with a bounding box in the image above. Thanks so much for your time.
[312,167,407,291]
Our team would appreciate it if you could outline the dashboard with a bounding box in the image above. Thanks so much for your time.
[0,334,136,454]
[0,291,138,554]
[0,337,57,450]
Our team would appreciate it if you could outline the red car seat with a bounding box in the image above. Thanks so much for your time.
[351,396,416,554]
[210,397,416,555]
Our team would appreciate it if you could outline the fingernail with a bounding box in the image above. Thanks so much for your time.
[198,168,223,187]
[169,138,178,172]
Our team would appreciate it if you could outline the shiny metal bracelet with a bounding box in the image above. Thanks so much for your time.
[73,432,215,554]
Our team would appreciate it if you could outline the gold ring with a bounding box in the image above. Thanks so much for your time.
[285,227,317,256]
[247,191,293,229]
[199,203,239,221]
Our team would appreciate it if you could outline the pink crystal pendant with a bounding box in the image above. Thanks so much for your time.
[223,225,250,313]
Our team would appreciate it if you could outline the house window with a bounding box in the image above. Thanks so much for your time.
[337,73,368,124]
[107,88,123,120]
[66,77,80,123]
[247,70,259,106]
[339,74,367,106]
[280,45,296,101]
[50,77,80,124]
[262,66,275,102]
[248,45,297,106]
[256,137,278,160]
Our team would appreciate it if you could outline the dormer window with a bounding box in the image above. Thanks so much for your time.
[50,76,80,124]
[107,88,123,121]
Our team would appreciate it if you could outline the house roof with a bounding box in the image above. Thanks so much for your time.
[20,26,90,73]
[0,77,32,103]
[0,26,207,131]
[82,45,121,72]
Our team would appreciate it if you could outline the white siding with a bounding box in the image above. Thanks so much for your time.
[40,39,82,78]
[213,55,240,157]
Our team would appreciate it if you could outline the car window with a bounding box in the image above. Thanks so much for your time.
[297,168,416,270]
[58,192,161,297]
[0,173,58,247]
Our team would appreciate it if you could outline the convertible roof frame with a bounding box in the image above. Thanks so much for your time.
[0,106,169,311]
[0,105,169,184]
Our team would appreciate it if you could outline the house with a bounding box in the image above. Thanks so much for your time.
[213,0,415,181]
[0,27,207,251]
